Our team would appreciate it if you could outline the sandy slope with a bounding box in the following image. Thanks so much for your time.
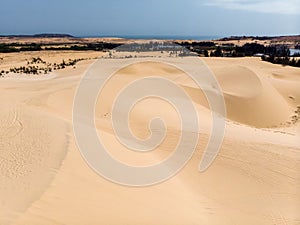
[0,53,299,225]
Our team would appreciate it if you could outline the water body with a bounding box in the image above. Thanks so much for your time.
[79,35,221,40]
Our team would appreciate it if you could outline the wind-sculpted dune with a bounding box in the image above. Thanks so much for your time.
[0,51,299,225]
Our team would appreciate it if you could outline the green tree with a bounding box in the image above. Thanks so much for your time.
[204,50,209,57]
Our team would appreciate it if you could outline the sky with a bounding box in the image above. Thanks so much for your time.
[0,0,299,37]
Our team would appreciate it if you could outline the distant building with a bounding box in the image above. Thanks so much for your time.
[253,53,264,57]
[289,48,300,56]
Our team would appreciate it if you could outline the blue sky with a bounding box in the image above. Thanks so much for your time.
[0,0,299,37]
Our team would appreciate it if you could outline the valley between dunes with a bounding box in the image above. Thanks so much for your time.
[0,51,300,225]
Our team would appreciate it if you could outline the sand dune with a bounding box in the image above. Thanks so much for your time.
[205,58,298,127]
[0,105,69,224]
[0,53,299,224]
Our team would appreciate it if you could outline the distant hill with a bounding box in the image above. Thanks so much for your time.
[0,34,75,38]
[33,34,74,38]
[218,35,300,42]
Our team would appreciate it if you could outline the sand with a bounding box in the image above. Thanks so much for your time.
[0,51,299,225]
